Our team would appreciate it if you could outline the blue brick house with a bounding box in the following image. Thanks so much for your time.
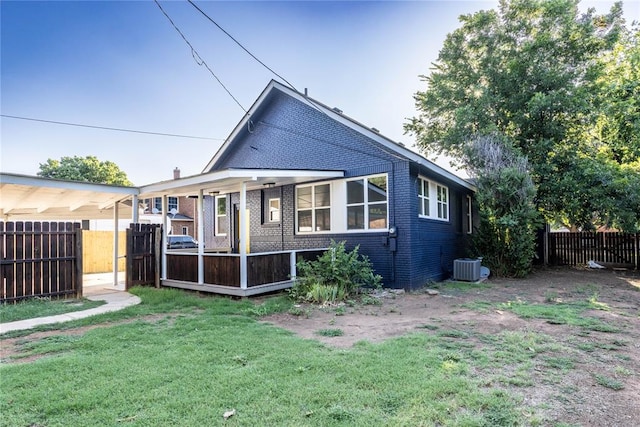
[140,80,475,295]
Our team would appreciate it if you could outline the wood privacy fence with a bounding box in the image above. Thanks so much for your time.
[547,232,639,269]
[1,222,83,302]
[82,230,126,273]
[126,223,161,289]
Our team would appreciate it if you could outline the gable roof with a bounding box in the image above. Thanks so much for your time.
[202,80,474,191]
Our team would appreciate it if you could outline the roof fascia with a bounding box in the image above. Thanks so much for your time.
[139,168,344,195]
[201,81,474,191]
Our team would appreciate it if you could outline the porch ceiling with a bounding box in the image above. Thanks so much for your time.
[138,168,344,198]
[0,173,138,220]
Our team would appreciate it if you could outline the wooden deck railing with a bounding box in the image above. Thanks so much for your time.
[164,248,326,289]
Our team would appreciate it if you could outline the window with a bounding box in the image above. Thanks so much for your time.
[466,195,473,234]
[268,198,280,223]
[215,196,227,236]
[347,175,387,230]
[296,184,331,232]
[418,178,430,217]
[147,197,178,213]
[418,176,449,222]
[181,226,188,235]
[437,185,448,220]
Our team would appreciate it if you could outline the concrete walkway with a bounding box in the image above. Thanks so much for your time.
[0,273,141,334]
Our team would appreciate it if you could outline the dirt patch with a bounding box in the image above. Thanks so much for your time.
[262,267,640,426]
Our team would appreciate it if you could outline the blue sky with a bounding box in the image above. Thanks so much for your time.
[1,0,637,185]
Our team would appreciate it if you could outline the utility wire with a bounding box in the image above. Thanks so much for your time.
[0,114,224,141]
[187,0,298,92]
[154,0,247,113]
[185,0,406,162]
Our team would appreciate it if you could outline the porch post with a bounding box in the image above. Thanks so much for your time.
[131,194,139,224]
[161,195,168,280]
[239,181,248,289]
[197,189,204,284]
[113,200,119,286]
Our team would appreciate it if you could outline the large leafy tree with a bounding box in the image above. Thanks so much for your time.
[406,0,639,231]
[38,155,133,186]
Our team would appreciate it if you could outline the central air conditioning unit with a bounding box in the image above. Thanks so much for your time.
[453,258,481,282]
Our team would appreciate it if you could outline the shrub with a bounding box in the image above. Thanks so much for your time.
[289,240,382,304]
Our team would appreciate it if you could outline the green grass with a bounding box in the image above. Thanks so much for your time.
[0,297,105,323]
[316,328,344,337]
[0,287,535,427]
[440,281,491,291]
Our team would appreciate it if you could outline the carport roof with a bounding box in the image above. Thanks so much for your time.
[0,173,138,220]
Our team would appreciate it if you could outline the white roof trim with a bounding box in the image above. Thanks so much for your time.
[202,80,475,191]
[139,168,344,197]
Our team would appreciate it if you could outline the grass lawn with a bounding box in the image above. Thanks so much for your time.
[0,287,535,427]
[0,297,105,323]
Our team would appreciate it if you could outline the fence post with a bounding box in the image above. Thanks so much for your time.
[543,226,549,265]
[75,226,83,298]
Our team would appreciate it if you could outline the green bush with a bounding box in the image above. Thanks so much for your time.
[289,241,382,304]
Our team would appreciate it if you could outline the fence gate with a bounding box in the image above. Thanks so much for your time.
[126,224,162,289]
[1,221,83,303]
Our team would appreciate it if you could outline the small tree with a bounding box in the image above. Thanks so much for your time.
[466,135,540,277]
[290,240,381,304]
[38,155,133,186]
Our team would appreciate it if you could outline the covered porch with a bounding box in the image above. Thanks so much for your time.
[139,168,343,296]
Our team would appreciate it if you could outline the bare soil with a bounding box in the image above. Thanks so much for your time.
[262,267,640,426]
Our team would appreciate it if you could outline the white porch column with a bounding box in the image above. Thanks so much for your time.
[131,194,139,224]
[113,200,119,286]
[161,195,168,280]
[197,189,204,284]
[239,181,248,289]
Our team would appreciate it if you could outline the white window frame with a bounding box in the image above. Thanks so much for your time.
[436,184,449,220]
[268,198,281,223]
[295,183,331,233]
[418,178,430,217]
[466,195,473,234]
[215,196,227,236]
[346,174,388,231]
[151,197,178,213]
[418,176,449,222]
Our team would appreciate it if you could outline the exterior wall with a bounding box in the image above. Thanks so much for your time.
[211,91,401,171]
[207,90,474,290]
[407,164,473,288]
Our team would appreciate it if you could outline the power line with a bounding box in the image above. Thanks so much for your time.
[187,0,298,92]
[153,0,247,113]
[0,114,224,141]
